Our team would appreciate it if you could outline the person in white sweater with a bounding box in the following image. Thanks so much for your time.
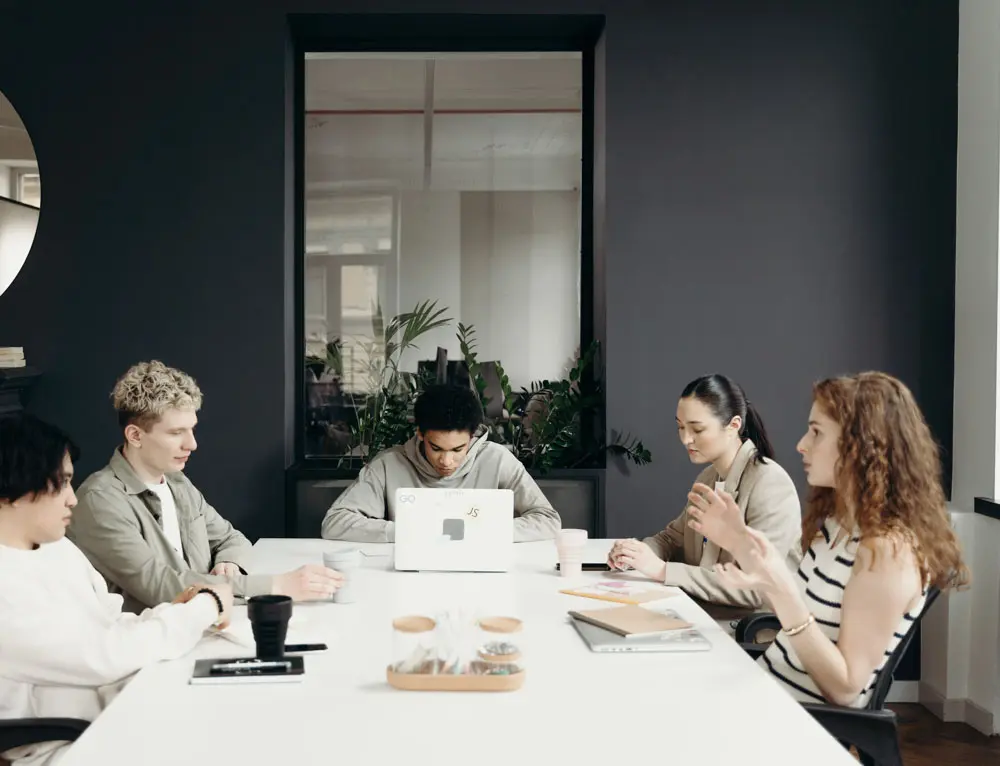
[0,414,233,766]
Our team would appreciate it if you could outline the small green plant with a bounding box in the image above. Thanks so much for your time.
[306,338,343,379]
[457,332,652,472]
[350,300,451,462]
[317,302,651,473]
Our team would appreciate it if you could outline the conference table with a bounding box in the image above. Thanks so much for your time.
[60,539,857,766]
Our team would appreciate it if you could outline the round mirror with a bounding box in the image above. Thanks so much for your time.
[0,89,40,297]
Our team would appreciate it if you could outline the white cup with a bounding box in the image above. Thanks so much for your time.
[557,528,588,577]
[324,548,361,604]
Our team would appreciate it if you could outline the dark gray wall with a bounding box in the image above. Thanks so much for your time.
[0,0,956,541]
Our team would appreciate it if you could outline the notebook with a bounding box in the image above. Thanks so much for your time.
[189,655,305,685]
[571,617,712,653]
[560,580,677,605]
[567,604,692,637]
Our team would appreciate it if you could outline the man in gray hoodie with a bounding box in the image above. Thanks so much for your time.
[321,384,561,543]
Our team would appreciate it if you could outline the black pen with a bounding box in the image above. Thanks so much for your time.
[285,643,328,653]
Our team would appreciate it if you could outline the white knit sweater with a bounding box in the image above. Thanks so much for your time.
[0,537,217,765]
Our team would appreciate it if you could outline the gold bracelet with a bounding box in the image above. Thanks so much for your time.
[782,614,814,637]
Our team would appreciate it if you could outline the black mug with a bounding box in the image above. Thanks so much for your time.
[247,595,293,659]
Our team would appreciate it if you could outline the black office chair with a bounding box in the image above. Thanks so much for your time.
[0,718,90,759]
[736,586,941,766]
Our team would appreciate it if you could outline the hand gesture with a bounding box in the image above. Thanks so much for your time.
[686,483,748,554]
[713,527,794,597]
[273,564,344,601]
[210,561,241,577]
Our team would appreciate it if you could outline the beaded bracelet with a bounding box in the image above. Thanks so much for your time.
[196,588,224,620]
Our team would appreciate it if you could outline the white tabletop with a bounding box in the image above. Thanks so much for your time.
[61,539,855,766]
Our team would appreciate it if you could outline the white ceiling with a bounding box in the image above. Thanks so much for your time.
[0,91,37,167]
[306,53,582,111]
[305,54,582,192]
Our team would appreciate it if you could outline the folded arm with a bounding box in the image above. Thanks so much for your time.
[499,454,561,541]
[0,569,218,688]
[320,463,394,542]
[197,488,253,571]
[71,489,264,606]
[643,510,688,562]
[664,563,763,608]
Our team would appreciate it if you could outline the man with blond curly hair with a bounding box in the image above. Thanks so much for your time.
[69,361,342,612]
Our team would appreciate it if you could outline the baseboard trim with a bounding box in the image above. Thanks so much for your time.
[965,698,997,736]
[919,681,997,735]
[886,681,919,703]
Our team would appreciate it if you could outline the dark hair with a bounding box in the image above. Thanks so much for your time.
[0,414,80,502]
[414,384,484,435]
[680,374,775,463]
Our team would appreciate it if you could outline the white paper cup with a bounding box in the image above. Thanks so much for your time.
[323,548,361,604]
[557,529,588,577]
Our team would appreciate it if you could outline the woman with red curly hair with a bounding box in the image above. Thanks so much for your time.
[687,371,968,707]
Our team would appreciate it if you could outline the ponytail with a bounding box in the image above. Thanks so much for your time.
[680,373,775,465]
[742,402,775,463]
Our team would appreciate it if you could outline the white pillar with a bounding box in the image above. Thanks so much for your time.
[921,0,1000,736]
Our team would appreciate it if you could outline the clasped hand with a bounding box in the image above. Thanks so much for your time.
[607,539,665,581]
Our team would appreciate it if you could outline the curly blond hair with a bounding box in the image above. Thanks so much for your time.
[802,372,969,591]
[112,360,202,430]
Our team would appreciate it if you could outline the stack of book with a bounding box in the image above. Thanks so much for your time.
[0,347,26,368]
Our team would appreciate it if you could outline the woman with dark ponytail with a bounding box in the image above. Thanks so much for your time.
[611,374,803,612]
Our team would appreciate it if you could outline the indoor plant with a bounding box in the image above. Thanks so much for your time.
[318,301,651,473]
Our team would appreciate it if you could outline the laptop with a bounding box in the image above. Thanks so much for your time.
[570,614,712,653]
[393,487,514,572]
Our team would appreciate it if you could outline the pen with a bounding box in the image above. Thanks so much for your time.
[212,659,291,672]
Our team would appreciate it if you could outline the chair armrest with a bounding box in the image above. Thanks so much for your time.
[0,718,90,753]
[802,704,902,766]
[734,612,781,643]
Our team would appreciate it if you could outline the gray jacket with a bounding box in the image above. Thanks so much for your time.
[69,449,271,611]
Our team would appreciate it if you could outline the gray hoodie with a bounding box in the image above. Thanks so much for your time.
[320,430,561,543]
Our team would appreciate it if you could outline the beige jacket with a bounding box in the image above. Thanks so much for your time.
[644,440,802,609]
[69,449,272,612]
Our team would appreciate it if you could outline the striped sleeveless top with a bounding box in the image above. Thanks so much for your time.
[759,517,926,707]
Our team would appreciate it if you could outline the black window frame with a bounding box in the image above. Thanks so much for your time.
[289,13,605,469]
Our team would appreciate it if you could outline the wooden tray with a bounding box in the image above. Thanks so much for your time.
[386,666,525,692]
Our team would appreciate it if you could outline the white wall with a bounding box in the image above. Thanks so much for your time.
[920,0,1000,736]
[0,197,37,297]
[398,191,463,373]
[460,191,579,388]
[395,190,580,388]
[952,0,1000,511]
[921,510,999,733]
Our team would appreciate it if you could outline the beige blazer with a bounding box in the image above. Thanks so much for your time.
[643,439,803,609]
